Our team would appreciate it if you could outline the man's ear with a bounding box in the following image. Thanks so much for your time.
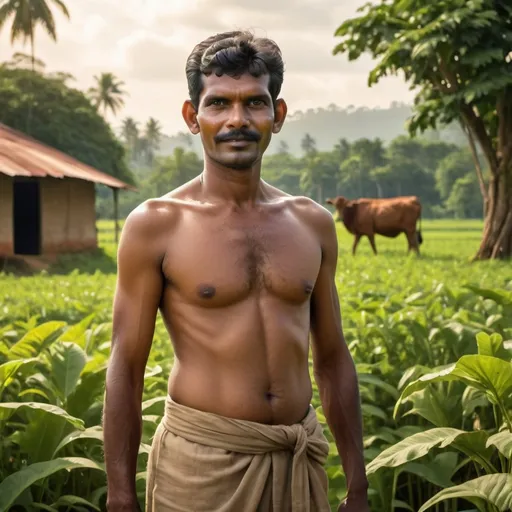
[182,100,200,134]
[272,98,287,134]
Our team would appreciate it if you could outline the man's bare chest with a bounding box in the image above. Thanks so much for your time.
[162,215,322,306]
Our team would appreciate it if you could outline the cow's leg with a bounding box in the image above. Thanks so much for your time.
[368,234,377,255]
[406,231,420,255]
[352,234,362,255]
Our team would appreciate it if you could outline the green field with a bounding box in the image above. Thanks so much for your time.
[1,219,511,511]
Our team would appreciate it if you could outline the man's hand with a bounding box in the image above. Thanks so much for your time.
[338,493,370,512]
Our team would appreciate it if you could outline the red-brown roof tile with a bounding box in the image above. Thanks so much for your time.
[0,122,134,190]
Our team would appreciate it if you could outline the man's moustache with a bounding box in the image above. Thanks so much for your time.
[214,129,261,143]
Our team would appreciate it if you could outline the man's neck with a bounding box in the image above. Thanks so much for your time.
[200,160,265,207]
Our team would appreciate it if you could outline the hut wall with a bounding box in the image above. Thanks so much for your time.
[41,178,98,253]
[0,174,13,256]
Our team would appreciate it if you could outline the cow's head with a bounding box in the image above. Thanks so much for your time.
[326,196,349,210]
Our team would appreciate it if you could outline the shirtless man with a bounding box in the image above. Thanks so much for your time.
[103,31,369,512]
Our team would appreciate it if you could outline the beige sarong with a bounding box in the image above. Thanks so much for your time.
[145,397,331,511]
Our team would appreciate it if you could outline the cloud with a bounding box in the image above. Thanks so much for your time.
[120,33,190,82]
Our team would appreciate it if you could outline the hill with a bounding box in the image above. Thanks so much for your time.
[155,102,466,157]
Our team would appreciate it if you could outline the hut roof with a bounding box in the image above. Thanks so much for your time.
[0,122,133,190]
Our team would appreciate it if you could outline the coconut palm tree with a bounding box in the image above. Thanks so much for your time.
[0,0,70,71]
[120,117,139,161]
[88,72,127,118]
[144,117,162,166]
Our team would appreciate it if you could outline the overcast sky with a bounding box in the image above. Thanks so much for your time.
[0,0,414,135]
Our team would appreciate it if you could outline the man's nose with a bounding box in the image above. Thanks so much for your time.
[226,103,249,128]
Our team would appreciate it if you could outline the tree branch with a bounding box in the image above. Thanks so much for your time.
[435,56,499,173]
[438,57,460,92]
[460,104,499,175]
[459,118,489,203]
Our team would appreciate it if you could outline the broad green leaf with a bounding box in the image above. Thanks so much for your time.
[462,387,489,417]
[142,396,166,414]
[49,342,87,399]
[418,473,512,512]
[400,452,458,489]
[455,355,512,406]
[393,499,414,511]
[53,426,103,456]
[7,322,67,359]
[364,431,397,448]
[0,358,38,395]
[361,404,388,421]
[398,365,433,391]
[57,313,96,349]
[0,457,104,511]
[396,355,512,418]
[51,495,100,511]
[81,353,108,375]
[366,428,492,475]
[358,373,399,400]
[464,286,512,307]
[486,431,512,459]
[0,402,84,429]
[18,388,51,401]
[66,367,106,420]
[402,385,461,427]
[476,332,510,361]
[16,412,73,463]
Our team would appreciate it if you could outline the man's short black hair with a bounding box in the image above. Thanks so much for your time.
[185,30,285,109]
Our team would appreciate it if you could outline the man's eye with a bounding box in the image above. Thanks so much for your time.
[249,99,264,106]
[211,99,226,106]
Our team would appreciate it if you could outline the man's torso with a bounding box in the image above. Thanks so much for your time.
[146,178,326,425]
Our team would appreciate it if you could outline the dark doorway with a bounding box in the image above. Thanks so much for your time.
[13,180,41,255]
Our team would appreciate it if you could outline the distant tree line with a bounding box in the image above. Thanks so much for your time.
[96,132,484,221]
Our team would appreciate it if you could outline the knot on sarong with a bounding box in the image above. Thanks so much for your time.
[283,423,308,458]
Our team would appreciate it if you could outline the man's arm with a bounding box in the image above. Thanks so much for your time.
[309,206,369,507]
[103,203,167,511]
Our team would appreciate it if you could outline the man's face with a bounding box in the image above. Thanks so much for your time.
[183,72,286,171]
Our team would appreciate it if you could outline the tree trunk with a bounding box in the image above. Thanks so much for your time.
[473,168,512,260]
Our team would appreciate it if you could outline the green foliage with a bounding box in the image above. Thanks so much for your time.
[446,173,484,219]
[0,66,134,185]
[333,0,512,139]
[1,220,511,511]
[419,474,512,512]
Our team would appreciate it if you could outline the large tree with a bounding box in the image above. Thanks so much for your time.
[333,0,512,259]
[0,0,70,70]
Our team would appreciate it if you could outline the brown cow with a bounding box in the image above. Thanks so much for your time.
[325,195,423,255]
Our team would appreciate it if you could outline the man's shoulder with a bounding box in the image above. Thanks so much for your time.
[121,195,188,251]
[124,178,202,232]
